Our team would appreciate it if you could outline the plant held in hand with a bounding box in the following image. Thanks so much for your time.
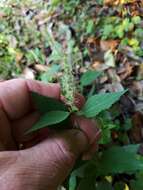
[26,24,143,190]
[27,25,127,133]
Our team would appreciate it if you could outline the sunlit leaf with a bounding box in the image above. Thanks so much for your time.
[104,50,115,67]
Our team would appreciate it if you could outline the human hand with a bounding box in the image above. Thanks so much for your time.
[0,79,100,190]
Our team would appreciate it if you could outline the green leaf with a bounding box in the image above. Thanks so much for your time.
[98,115,117,144]
[40,64,60,83]
[115,24,124,38]
[27,48,45,65]
[96,0,103,5]
[80,70,102,86]
[134,28,143,38]
[31,92,68,114]
[95,145,143,175]
[102,24,114,39]
[132,16,141,25]
[128,38,139,47]
[69,175,77,190]
[78,177,95,190]
[68,162,91,189]
[121,37,129,46]
[72,146,141,180]
[81,91,127,118]
[86,20,94,34]
[70,163,88,179]
[130,173,143,190]
[121,18,134,32]
[27,111,70,133]
[99,127,113,144]
[123,118,132,131]
[51,0,62,6]
[96,181,112,190]
[114,182,126,190]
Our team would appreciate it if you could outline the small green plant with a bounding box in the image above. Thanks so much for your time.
[0,34,20,79]
[25,22,143,189]
[27,75,143,190]
[27,27,127,133]
[28,89,126,133]
[25,27,138,190]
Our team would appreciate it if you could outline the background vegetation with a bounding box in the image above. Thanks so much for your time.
[0,0,143,189]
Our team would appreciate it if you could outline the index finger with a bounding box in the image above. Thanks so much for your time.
[0,79,60,120]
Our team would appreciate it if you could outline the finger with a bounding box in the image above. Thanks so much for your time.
[12,112,40,143]
[82,141,99,160]
[73,116,101,145]
[19,128,51,149]
[72,93,101,146]
[19,129,88,189]
[26,79,60,99]
[12,111,53,148]
[0,109,16,150]
[72,116,101,160]
[0,79,60,120]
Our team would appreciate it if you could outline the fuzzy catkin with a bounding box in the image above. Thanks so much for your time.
[61,56,76,109]
[60,24,77,110]
[47,24,77,110]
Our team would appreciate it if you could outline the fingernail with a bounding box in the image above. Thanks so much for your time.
[65,129,89,156]
[73,130,89,152]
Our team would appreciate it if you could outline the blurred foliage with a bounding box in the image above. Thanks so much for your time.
[0,0,142,79]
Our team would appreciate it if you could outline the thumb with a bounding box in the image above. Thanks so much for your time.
[18,129,88,190]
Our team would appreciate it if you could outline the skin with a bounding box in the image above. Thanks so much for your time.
[0,79,100,190]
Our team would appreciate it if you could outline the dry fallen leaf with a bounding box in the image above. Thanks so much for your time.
[34,64,48,72]
[99,75,108,84]
[104,0,136,5]
[129,81,143,98]
[104,50,115,68]
[130,112,143,143]
[120,95,135,115]
[137,63,143,80]
[16,51,23,63]
[87,37,98,46]
[92,61,102,69]
[127,1,143,16]
[104,82,124,92]
[118,62,134,80]
[107,68,121,82]
[136,102,143,113]
[100,40,118,52]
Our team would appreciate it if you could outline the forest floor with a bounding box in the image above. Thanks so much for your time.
[0,0,143,189]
